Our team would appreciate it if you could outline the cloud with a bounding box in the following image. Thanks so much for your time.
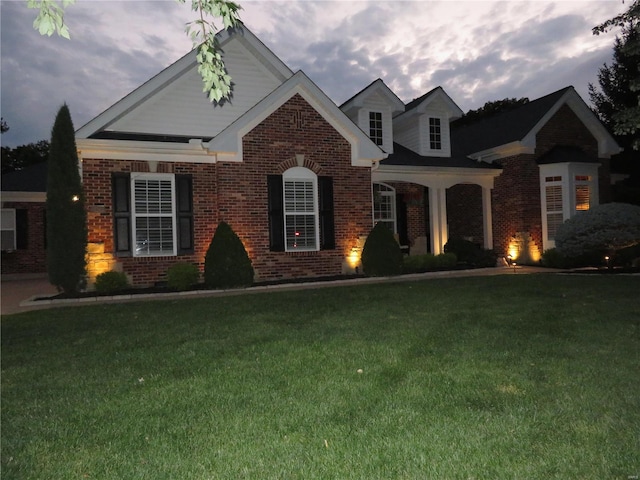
[0,0,628,148]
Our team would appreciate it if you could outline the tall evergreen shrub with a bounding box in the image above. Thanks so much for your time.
[46,104,87,293]
[204,221,254,288]
[361,222,403,276]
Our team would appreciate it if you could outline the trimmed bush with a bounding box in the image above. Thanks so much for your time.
[167,263,200,291]
[94,271,129,293]
[444,237,496,267]
[204,221,254,289]
[361,223,403,276]
[555,203,640,261]
[403,253,458,273]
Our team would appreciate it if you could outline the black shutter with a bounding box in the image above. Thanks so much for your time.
[267,175,284,252]
[318,176,335,250]
[112,173,131,256]
[176,174,194,254]
[15,209,28,249]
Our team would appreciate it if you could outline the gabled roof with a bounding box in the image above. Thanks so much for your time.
[381,142,500,170]
[397,86,464,120]
[207,71,386,166]
[451,86,621,160]
[340,78,405,115]
[76,25,293,140]
[1,162,47,193]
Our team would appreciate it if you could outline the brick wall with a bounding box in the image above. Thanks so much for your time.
[83,159,217,286]
[447,184,484,245]
[238,94,371,280]
[82,94,372,285]
[1,202,47,274]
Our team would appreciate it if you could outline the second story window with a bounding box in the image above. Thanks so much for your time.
[429,117,442,150]
[369,111,383,146]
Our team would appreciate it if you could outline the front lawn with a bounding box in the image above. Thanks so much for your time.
[2,274,639,479]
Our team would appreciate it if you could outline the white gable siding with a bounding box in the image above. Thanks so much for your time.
[393,118,420,153]
[108,40,284,138]
[343,92,395,153]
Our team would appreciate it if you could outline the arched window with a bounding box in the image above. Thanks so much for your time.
[282,167,319,251]
[373,182,396,233]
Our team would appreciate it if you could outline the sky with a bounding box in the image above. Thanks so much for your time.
[0,0,629,148]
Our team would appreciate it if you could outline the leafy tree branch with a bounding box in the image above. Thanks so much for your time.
[28,0,242,103]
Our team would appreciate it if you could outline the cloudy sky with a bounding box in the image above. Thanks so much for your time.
[0,0,628,148]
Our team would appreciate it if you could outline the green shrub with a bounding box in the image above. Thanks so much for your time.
[403,253,458,273]
[541,248,571,269]
[167,263,200,291]
[361,223,403,276]
[94,271,129,293]
[444,237,496,267]
[204,221,254,289]
[435,252,458,268]
[555,203,640,261]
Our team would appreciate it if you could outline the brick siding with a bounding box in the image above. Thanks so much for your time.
[83,94,372,285]
[1,202,47,274]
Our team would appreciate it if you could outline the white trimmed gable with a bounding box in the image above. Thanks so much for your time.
[393,87,463,157]
[340,79,404,154]
[76,26,293,140]
[208,71,386,166]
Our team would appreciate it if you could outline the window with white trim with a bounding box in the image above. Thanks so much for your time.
[131,173,176,256]
[369,111,383,146]
[373,183,396,233]
[1,209,16,251]
[544,176,564,242]
[429,117,442,150]
[283,167,318,251]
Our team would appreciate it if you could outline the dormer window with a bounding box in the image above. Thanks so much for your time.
[369,111,383,146]
[429,117,442,150]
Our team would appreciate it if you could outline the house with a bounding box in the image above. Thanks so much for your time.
[1,162,48,275]
[4,25,621,285]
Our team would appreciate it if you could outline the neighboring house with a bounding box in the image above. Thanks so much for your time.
[1,162,48,274]
[6,26,620,285]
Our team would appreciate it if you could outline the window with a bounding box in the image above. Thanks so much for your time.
[283,167,318,251]
[267,172,334,252]
[545,183,564,241]
[575,175,591,212]
[112,173,193,257]
[429,117,442,150]
[369,111,383,146]
[1,209,16,251]
[132,173,176,256]
[373,183,396,233]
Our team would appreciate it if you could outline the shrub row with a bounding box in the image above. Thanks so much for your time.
[402,253,457,273]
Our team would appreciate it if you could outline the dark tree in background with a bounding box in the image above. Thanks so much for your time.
[1,118,8,134]
[1,140,50,174]
[591,0,640,204]
[454,98,530,126]
[46,104,87,293]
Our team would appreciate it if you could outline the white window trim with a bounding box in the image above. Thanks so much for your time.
[369,111,384,146]
[428,117,442,151]
[130,172,177,257]
[373,182,397,234]
[539,163,600,250]
[1,208,17,251]
[282,167,319,252]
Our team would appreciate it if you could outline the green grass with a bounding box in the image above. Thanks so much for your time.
[2,274,639,479]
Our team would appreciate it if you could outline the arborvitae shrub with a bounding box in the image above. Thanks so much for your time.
[167,263,200,291]
[46,104,87,293]
[204,221,254,288]
[94,271,129,293]
[361,222,403,276]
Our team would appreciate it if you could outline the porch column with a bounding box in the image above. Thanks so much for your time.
[429,187,448,254]
[482,186,493,250]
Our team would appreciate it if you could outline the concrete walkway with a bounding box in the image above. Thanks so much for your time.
[1,266,552,316]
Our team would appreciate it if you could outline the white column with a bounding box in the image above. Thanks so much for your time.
[429,187,448,254]
[482,186,493,250]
